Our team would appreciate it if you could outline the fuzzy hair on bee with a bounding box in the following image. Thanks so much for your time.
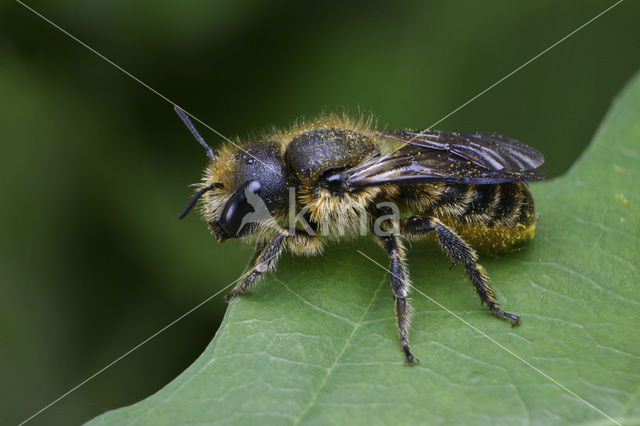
[175,106,545,364]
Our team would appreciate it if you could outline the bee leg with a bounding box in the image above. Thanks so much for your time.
[375,234,417,364]
[241,241,267,274]
[401,216,520,326]
[224,230,288,302]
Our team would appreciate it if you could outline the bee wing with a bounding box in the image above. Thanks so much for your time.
[384,130,545,170]
[345,130,546,188]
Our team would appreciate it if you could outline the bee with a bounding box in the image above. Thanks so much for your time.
[175,106,545,364]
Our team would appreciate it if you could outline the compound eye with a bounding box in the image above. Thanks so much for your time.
[218,180,261,237]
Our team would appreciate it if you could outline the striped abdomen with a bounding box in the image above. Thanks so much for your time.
[402,182,537,253]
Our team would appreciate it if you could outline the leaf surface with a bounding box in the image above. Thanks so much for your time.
[89,72,640,425]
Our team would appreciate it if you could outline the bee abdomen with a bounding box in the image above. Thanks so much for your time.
[429,183,533,226]
[430,184,475,217]
[489,182,535,227]
[463,184,501,224]
[422,182,537,253]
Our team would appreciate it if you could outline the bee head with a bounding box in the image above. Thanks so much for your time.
[175,106,288,241]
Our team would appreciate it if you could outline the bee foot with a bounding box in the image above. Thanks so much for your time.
[490,305,520,327]
[404,355,419,365]
[224,291,241,302]
[402,346,418,365]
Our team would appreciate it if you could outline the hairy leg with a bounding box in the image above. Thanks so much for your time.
[225,230,288,302]
[374,233,416,364]
[241,241,267,275]
[401,216,520,325]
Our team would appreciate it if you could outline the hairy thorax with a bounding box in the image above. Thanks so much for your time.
[285,126,382,242]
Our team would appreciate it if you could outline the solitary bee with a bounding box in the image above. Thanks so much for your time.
[175,106,545,364]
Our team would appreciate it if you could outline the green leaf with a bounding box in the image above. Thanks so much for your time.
[89,71,640,426]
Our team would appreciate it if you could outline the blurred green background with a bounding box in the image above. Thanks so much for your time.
[1,1,638,424]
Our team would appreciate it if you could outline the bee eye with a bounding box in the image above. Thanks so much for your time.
[217,180,261,238]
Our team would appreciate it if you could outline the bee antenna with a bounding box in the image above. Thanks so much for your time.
[179,183,222,219]
[174,105,216,161]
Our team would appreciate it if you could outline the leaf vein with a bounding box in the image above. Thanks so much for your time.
[292,274,387,425]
